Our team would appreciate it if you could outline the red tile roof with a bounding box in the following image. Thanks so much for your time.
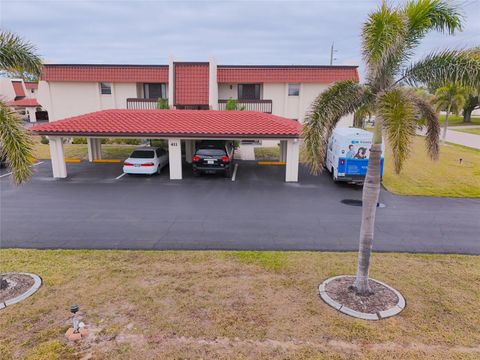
[41,65,169,82]
[217,66,359,83]
[12,81,26,98]
[24,82,38,90]
[174,63,209,105]
[7,98,39,107]
[31,109,301,138]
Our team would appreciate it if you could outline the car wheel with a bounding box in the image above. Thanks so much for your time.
[225,169,232,178]
[157,165,162,175]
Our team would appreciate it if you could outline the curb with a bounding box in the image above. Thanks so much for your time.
[318,275,405,321]
[1,273,42,309]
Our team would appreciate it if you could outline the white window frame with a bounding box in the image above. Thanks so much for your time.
[100,82,112,95]
[288,83,300,96]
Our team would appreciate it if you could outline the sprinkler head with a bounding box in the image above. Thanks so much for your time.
[70,304,79,314]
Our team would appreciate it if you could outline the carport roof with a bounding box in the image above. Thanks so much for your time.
[31,109,302,138]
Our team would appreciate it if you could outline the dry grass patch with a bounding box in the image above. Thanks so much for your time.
[0,250,479,359]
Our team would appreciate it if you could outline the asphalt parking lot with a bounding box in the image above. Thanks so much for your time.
[1,160,479,254]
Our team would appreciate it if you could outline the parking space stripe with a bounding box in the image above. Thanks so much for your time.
[231,163,239,181]
[115,172,127,180]
[0,171,13,178]
[0,161,44,179]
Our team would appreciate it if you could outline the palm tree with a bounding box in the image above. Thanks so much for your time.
[0,30,42,185]
[434,83,469,141]
[303,0,480,295]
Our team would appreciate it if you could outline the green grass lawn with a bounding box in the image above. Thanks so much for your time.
[382,136,480,197]
[438,114,480,126]
[450,127,480,136]
[33,137,137,160]
[1,250,479,359]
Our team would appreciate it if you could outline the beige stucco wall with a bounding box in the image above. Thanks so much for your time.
[0,78,18,102]
[218,84,238,99]
[219,81,353,127]
[39,81,138,121]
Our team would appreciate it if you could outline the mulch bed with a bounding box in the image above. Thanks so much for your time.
[0,273,35,303]
[325,276,398,314]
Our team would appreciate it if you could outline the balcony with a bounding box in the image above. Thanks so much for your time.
[126,98,162,110]
[218,99,272,113]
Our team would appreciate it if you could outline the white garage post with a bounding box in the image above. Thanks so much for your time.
[279,140,287,162]
[185,140,193,164]
[87,138,102,162]
[49,136,67,178]
[26,107,37,123]
[168,138,182,180]
[285,139,299,182]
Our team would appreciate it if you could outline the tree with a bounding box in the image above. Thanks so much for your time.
[463,95,479,123]
[303,0,480,295]
[434,83,469,141]
[0,30,42,185]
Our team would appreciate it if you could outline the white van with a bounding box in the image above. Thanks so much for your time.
[326,128,384,183]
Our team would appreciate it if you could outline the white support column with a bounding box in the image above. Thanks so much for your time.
[168,138,182,180]
[285,139,299,182]
[49,137,67,178]
[208,57,218,110]
[184,140,195,164]
[26,107,37,123]
[168,56,175,108]
[87,138,102,162]
[279,140,287,162]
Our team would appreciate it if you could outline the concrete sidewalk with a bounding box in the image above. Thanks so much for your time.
[418,127,480,149]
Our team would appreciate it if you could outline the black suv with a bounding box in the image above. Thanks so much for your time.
[192,141,235,177]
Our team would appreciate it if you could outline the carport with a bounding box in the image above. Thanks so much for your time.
[31,109,302,182]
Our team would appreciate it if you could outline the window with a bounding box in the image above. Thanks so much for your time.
[144,83,167,99]
[100,82,112,95]
[238,84,261,100]
[130,150,154,159]
[288,83,300,96]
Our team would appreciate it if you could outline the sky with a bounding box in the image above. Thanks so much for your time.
[1,0,479,77]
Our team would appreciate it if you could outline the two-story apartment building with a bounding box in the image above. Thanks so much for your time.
[37,59,359,128]
[0,77,42,122]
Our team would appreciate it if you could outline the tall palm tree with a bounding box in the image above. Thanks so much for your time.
[303,0,480,295]
[434,83,469,141]
[0,30,42,184]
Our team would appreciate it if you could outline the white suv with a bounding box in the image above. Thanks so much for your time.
[123,147,169,175]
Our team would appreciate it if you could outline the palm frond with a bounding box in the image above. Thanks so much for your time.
[0,30,42,76]
[0,101,35,184]
[377,89,417,174]
[405,0,463,42]
[303,80,367,174]
[404,49,480,88]
[362,3,405,64]
[409,90,440,161]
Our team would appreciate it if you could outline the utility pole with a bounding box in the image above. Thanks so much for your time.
[330,42,337,65]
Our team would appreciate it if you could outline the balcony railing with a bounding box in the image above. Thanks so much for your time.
[218,99,272,113]
[127,98,163,110]
[127,98,273,113]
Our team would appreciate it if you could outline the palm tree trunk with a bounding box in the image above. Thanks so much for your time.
[353,120,383,295]
[442,105,451,142]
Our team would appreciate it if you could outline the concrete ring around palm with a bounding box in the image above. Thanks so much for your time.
[0,272,42,309]
[318,275,405,321]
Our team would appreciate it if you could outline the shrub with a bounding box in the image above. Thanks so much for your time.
[72,137,87,144]
[40,136,49,145]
